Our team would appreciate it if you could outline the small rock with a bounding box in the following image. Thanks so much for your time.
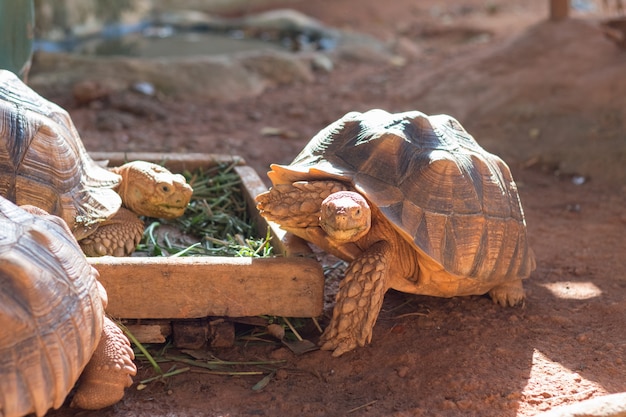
[270,347,292,360]
[441,400,457,410]
[267,323,285,340]
[131,81,156,96]
[529,127,541,139]
[396,365,410,378]
[456,399,473,411]
[72,80,111,105]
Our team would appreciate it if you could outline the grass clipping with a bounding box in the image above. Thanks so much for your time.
[135,161,272,258]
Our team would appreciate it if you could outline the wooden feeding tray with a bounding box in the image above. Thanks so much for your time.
[87,152,324,324]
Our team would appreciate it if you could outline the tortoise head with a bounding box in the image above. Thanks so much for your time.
[320,191,371,243]
[113,161,193,219]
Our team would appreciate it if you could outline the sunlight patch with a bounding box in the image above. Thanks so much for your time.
[540,281,602,300]
[518,349,607,415]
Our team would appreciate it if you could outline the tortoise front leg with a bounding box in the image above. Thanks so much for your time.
[256,181,348,228]
[78,208,144,257]
[319,240,391,357]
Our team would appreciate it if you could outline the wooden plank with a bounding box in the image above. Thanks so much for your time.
[90,152,245,172]
[90,256,324,319]
[123,321,172,343]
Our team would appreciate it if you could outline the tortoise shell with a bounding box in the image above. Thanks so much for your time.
[0,70,122,240]
[0,197,104,417]
[267,109,534,282]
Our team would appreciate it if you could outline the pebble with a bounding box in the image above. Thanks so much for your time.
[267,323,285,340]
[577,333,590,343]
[72,80,111,105]
[396,365,409,378]
[269,347,292,360]
[456,399,473,410]
[441,399,457,410]
[132,81,156,96]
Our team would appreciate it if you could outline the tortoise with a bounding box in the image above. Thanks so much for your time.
[0,196,136,417]
[0,69,193,256]
[256,109,536,356]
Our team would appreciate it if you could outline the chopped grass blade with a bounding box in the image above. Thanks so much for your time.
[251,371,276,391]
[164,355,286,368]
[138,367,190,387]
[130,345,286,388]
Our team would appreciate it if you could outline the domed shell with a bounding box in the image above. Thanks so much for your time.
[0,197,104,417]
[268,109,534,282]
[0,70,122,240]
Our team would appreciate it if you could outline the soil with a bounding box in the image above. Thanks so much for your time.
[37,0,626,416]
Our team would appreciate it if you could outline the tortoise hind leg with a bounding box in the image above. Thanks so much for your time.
[319,241,391,357]
[488,280,525,307]
[70,317,136,410]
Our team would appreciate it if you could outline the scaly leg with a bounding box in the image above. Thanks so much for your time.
[256,181,348,228]
[319,241,391,357]
[79,208,144,257]
[71,317,136,410]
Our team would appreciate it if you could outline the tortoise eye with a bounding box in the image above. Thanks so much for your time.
[160,184,170,193]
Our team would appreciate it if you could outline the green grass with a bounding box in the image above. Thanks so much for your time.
[134,162,273,258]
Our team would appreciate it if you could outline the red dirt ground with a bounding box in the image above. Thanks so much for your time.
[40,0,625,416]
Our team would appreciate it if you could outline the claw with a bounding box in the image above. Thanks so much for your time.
[319,336,358,357]
[489,280,525,307]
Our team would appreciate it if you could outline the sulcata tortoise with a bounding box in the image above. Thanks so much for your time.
[256,109,536,356]
[0,196,136,417]
[0,69,193,256]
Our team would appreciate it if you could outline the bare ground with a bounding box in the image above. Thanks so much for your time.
[39,0,626,416]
